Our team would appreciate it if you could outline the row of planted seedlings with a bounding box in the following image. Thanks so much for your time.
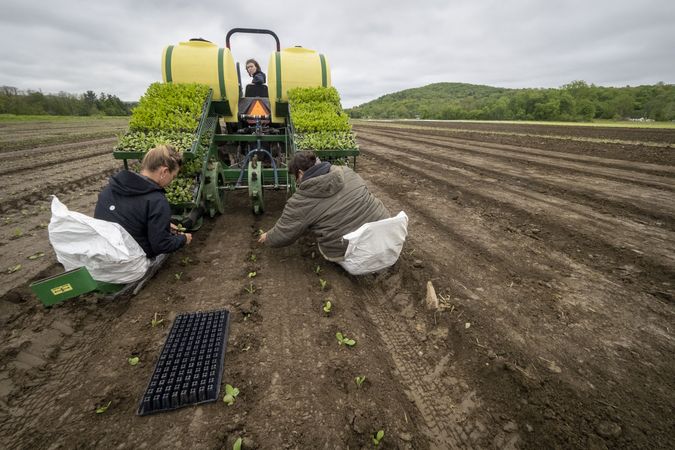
[313,262,385,447]
[217,228,264,449]
[287,88,384,445]
[115,82,212,205]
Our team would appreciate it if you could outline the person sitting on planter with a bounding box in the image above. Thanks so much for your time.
[258,151,408,275]
[95,145,192,258]
[245,58,266,85]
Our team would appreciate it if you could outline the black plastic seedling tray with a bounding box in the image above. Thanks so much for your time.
[137,309,230,415]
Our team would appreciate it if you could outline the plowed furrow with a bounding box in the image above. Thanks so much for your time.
[356,127,675,185]
[0,139,116,175]
[359,141,675,287]
[357,132,675,229]
[0,153,119,213]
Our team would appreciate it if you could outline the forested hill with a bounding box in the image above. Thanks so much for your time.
[346,81,675,122]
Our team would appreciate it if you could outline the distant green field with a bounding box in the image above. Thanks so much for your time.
[356,118,675,129]
[0,114,129,123]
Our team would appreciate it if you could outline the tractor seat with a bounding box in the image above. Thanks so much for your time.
[245,83,269,98]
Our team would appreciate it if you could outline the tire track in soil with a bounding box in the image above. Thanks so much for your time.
[348,163,519,449]
[356,143,674,448]
[356,131,675,230]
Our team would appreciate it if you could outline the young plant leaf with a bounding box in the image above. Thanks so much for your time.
[233,437,242,450]
[95,400,112,414]
[372,429,385,446]
[319,278,328,291]
[128,356,140,366]
[248,271,257,278]
[151,312,164,328]
[27,252,45,260]
[7,264,22,274]
[355,375,366,388]
[323,300,332,314]
[223,384,240,406]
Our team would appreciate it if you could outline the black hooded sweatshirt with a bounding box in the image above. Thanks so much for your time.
[94,170,186,258]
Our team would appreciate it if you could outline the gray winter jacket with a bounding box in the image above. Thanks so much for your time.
[266,166,389,258]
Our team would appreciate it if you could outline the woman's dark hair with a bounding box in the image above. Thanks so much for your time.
[245,59,261,72]
[288,151,317,178]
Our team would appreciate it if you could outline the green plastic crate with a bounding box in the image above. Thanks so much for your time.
[30,267,123,306]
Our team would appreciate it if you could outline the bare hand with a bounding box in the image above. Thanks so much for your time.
[184,233,193,245]
[258,232,267,244]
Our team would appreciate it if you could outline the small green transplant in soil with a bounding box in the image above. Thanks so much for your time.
[150,313,164,328]
[336,332,356,347]
[355,375,366,388]
[372,429,385,446]
[223,384,240,406]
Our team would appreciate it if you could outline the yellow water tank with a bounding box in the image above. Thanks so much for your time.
[161,40,239,121]
[267,47,331,123]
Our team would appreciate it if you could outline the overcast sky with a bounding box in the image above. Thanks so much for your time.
[1,0,673,108]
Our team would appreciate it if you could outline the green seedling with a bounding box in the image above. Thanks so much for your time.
[223,384,240,406]
[151,312,164,328]
[12,228,23,238]
[128,356,140,366]
[7,264,22,274]
[174,272,183,281]
[372,430,385,446]
[355,375,366,388]
[323,300,332,315]
[315,265,322,275]
[27,252,45,260]
[244,282,256,294]
[180,256,192,266]
[233,437,242,450]
[255,228,264,237]
[247,271,257,278]
[175,223,186,233]
[336,332,356,347]
[95,400,112,414]
[319,278,328,291]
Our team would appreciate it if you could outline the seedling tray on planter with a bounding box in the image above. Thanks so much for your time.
[137,309,230,415]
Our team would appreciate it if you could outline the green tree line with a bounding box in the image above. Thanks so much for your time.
[347,81,674,122]
[0,86,132,116]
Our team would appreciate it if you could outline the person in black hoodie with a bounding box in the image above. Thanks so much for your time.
[95,145,191,258]
[245,59,266,85]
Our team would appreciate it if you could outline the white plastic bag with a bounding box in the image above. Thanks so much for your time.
[48,196,150,284]
[339,211,409,275]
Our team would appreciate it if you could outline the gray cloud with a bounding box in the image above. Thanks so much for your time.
[1,0,673,108]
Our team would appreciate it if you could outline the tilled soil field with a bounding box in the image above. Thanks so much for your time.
[1,118,673,449]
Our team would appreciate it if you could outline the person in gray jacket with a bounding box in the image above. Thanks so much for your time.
[258,151,390,261]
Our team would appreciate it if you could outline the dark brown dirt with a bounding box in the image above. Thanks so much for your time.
[1,119,674,449]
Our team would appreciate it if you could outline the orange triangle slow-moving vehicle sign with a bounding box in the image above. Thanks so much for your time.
[248,100,269,116]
